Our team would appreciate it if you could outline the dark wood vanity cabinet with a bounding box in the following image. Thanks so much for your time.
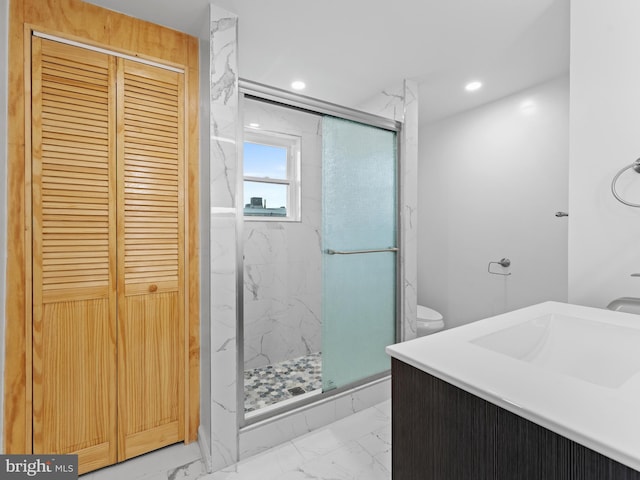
[391,358,640,480]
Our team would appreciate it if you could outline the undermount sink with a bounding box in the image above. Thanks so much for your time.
[470,313,640,388]
[606,297,640,314]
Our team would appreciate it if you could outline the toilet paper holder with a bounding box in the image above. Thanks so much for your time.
[488,258,512,276]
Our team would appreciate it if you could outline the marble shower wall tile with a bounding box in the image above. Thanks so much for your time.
[209,4,239,472]
[401,79,419,342]
[242,99,323,370]
[357,84,406,123]
[358,79,419,342]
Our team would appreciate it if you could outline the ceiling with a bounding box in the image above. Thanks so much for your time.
[84,0,569,123]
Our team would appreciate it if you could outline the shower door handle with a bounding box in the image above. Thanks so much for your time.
[325,247,398,255]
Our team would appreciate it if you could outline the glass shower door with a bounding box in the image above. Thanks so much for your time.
[321,116,397,392]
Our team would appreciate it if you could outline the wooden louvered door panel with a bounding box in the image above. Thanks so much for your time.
[31,37,186,473]
[116,58,185,460]
[31,37,117,474]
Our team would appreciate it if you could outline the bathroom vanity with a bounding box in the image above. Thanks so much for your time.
[386,301,640,480]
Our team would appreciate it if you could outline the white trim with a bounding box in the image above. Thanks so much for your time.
[243,129,301,222]
[244,176,289,185]
[32,31,184,74]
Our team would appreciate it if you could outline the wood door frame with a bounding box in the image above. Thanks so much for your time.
[4,0,200,453]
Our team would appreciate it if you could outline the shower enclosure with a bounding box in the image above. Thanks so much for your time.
[239,87,399,421]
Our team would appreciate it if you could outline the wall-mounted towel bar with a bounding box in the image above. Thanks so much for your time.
[325,247,398,255]
[611,158,640,207]
[488,258,512,276]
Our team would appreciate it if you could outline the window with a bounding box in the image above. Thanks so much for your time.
[243,130,301,220]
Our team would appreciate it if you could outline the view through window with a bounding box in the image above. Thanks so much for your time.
[243,130,300,220]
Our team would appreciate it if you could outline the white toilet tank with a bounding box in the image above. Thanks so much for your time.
[417,305,444,336]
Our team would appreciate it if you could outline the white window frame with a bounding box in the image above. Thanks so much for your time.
[243,129,301,221]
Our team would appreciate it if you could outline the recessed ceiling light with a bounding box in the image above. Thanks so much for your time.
[465,81,483,92]
[291,80,306,91]
[248,122,260,128]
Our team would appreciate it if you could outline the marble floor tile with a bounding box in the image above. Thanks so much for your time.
[80,400,391,480]
[356,424,392,472]
[80,442,203,480]
[293,440,390,480]
[205,401,391,480]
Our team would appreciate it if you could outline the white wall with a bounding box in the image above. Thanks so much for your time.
[0,0,9,454]
[569,0,640,307]
[419,75,569,328]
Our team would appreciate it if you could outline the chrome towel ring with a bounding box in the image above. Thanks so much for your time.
[611,159,640,207]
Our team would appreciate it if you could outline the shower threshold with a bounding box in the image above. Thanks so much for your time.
[245,388,322,420]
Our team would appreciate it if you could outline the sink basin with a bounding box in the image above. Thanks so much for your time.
[471,313,640,388]
[607,297,640,314]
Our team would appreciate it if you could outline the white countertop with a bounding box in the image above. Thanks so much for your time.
[386,301,640,472]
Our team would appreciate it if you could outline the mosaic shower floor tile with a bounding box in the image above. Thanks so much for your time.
[244,352,322,413]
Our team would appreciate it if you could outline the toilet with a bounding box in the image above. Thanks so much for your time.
[417,305,444,336]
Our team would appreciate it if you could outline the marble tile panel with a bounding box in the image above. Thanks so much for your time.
[166,459,209,480]
[208,3,240,472]
[290,440,389,480]
[81,407,391,480]
[333,377,391,420]
[243,241,321,368]
[323,402,390,445]
[228,401,391,479]
[400,79,419,342]
[238,398,336,459]
[284,229,322,264]
[207,442,305,480]
[243,263,282,303]
[373,398,392,417]
[290,403,390,462]
[241,97,323,371]
[357,83,405,123]
[257,318,307,360]
[244,224,287,265]
[355,424,392,472]
[210,139,238,209]
[238,377,390,460]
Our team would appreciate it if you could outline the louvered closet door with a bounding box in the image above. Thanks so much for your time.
[116,58,185,460]
[31,38,118,473]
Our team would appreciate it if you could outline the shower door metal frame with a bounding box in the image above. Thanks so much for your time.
[237,79,403,427]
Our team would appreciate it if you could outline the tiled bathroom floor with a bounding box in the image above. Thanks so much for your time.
[79,441,206,480]
[211,400,391,480]
[80,399,391,480]
[244,352,322,413]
